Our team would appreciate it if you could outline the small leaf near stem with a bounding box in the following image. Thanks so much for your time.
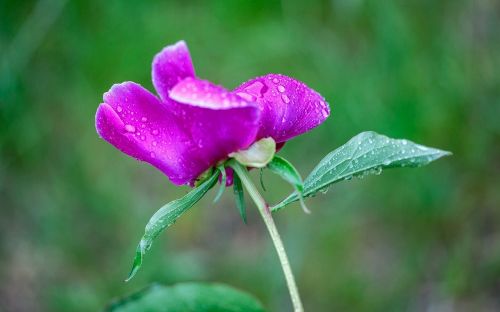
[213,165,227,203]
[267,155,310,214]
[228,159,304,312]
[259,168,266,191]
[126,171,220,281]
[233,172,247,224]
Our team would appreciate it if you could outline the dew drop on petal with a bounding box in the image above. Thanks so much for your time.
[117,106,123,112]
[244,81,265,98]
[141,117,147,122]
[272,78,279,84]
[281,94,290,103]
[152,141,157,146]
[278,85,285,93]
[152,129,159,135]
[236,92,255,102]
[125,124,136,133]
[150,152,156,158]
[140,135,146,141]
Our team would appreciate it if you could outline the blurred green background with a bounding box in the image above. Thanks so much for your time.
[1,0,499,311]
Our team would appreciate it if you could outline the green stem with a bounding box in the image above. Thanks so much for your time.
[229,160,304,312]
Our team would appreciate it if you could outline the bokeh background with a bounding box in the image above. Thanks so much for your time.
[1,0,499,311]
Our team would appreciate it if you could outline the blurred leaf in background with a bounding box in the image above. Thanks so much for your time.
[1,0,499,311]
[105,283,265,312]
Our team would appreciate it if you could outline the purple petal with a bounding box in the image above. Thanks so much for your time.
[234,74,330,143]
[170,77,251,109]
[152,40,196,101]
[169,78,261,183]
[96,81,260,186]
[97,82,196,185]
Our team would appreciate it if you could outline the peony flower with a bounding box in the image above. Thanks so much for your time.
[95,41,330,186]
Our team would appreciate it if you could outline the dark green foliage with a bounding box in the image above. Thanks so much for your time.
[106,283,265,312]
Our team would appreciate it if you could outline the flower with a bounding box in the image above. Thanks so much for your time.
[95,41,330,186]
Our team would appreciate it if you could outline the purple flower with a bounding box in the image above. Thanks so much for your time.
[95,41,330,186]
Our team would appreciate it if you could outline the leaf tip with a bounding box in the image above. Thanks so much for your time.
[125,245,144,282]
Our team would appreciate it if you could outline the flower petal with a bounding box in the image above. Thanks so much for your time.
[234,74,330,143]
[152,40,196,101]
[97,81,260,186]
[169,78,261,184]
[97,82,198,185]
[169,77,251,110]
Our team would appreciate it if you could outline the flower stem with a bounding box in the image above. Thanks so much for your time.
[229,160,304,312]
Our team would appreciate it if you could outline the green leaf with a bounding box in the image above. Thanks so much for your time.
[213,165,226,203]
[233,172,247,224]
[272,131,451,211]
[259,168,266,191]
[106,283,266,312]
[229,137,276,168]
[267,155,310,213]
[126,172,219,281]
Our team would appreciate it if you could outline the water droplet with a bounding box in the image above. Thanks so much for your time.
[141,117,147,122]
[140,135,146,141]
[277,85,285,93]
[141,124,146,128]
[281,94,290,103]
[272,78,279,84]
[244,81,265,97]
[236,92,255,102]
[125,124,136,133]
[402,140,408,145]
[150,152,156,158]
[117,106,123,112]
[152,141,157,146]
[152,129,159,135]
